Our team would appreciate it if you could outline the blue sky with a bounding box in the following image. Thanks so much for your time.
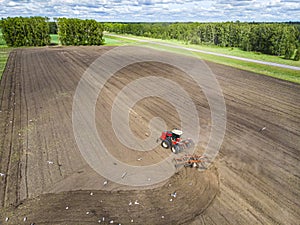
[0,0,299,22]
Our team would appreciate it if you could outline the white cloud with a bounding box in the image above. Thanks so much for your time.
[7,1,18,6]
[0,0,299,21]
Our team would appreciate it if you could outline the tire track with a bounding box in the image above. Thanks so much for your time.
[3,49,19,206]
[0,51,16,207]
[20,50,30,200]
[26,49,47,197]
[15,49,23,205]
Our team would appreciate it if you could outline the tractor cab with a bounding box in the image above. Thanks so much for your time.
[171,129,183,141]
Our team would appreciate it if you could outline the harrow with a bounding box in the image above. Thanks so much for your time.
[174,154,209,169]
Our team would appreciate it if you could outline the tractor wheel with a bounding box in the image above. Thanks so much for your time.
[186,139,194,148]
[161,139,170,149]
[171,145,180,154]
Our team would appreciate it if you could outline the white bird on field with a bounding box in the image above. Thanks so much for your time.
[259,127,267,132]
[134,200,140,205]
[121,172,127,179]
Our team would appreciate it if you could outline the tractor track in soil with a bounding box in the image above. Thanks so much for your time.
[0,46,299,224]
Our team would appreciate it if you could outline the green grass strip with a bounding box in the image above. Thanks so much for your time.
[105,33,300,67]
[0,47,11,81]
[104,33,300,84]
[50,34,59,45]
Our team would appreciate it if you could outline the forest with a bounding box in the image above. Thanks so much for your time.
[1,18,299,61]
[104,22,300,60]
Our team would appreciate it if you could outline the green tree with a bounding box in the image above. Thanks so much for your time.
[57,18,104,46]
[103,22,300,60]
[1,16,50,47]
[294,46,300,61]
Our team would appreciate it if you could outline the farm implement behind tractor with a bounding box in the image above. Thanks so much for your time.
[174,154,209,169]
[157,129,209,170]
[157,129,194,154]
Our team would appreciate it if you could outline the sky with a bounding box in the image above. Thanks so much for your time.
[0,0,299,22]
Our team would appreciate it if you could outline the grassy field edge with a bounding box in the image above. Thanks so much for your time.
[103,33,300,84]
[104,33,300,67]
[0,47,11,81]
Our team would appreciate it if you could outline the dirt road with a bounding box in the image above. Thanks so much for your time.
[0,46,299,224]
[106,33,300,71]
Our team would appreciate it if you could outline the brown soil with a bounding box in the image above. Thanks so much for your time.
[0,46,299,224]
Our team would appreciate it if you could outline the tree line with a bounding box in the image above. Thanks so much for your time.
[0,17,104,47]
[104,22,300,60]
[57,18,104,45]
[1,17,50,47]
[1,18,299,60]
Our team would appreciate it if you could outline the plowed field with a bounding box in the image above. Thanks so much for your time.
[0,46,299,224]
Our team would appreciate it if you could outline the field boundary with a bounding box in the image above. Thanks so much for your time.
[0,48,11,80]
[106,33,300,71]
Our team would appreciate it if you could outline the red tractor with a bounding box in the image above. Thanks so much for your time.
[157,129,194,154]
